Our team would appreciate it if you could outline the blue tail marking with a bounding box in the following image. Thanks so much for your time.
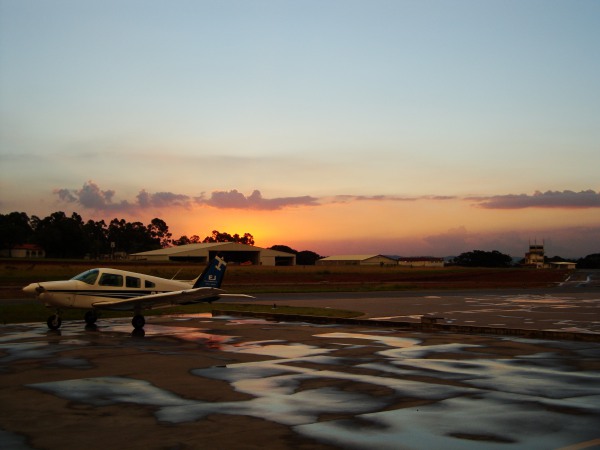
[193,256,227,289]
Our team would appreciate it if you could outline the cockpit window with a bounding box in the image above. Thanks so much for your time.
[145,280,155,288]
[99,273,123,287]
[72,269,99,285]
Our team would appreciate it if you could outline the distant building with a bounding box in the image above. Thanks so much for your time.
[397,257,444,268]
[549,261,576,270]
[317,255,397,266]
[0,244,45,258]
[524,242,547,268]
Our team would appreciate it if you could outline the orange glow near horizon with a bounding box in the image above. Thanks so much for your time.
[151,197,600,256]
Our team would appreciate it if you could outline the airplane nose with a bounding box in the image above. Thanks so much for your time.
[23,283,42,295]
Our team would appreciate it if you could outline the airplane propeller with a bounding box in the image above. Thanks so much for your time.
[34,284,45,295]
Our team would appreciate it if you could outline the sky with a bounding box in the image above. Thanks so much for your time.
[1,0,599,258]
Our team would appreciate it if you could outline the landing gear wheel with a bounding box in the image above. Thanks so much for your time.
[84,310,98,325]
[47,314,62,330]
[132,314,145,329]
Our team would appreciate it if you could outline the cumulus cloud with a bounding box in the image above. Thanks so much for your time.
[54,181,127,210]
[54,183,317,212]
[197,189,319,210]
[136,190,191,208]
[54,181,190,212]
[471,190,600,209]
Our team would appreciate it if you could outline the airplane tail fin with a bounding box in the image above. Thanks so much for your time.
[192,255,228,289]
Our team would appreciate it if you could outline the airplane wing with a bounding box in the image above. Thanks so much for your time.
[91,287,252,311]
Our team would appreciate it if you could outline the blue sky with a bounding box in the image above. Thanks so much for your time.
[1,0,599,257]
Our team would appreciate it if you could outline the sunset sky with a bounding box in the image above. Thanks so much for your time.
[1,0,599,258]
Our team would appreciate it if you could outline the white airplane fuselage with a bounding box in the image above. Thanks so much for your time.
[22,256,235,331]
[23,268,194,311]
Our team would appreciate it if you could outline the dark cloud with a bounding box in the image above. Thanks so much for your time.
[55,183,317,212]
[55,183,599,215]
[332,194,456,203]
[54,188,77,203]
[54,181,125,210]
[198,189,319,210]
[136,190,191,208]
[471,190,600,209]
[54,181,189,212]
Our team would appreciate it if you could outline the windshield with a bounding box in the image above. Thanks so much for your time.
[72,269,99,285]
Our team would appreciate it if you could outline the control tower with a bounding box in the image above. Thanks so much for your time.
[525,241,546,268]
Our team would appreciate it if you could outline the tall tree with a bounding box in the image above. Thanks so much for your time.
[172,235,201,246]
[0,212,33,256]
[270,245,297,254]
[296,250,321,265]
[82,219,108,259]
[108,219,162,254]
[148,218,172,248]
[577,253,600,269]
[451,250,513,268]
[203,230,254,245]
[32,212,87,258]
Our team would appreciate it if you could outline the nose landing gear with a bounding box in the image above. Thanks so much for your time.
[46,313,62,330]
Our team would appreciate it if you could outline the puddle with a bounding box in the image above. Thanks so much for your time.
[220,342,331,358]
[295,392,600,450]
[7,316,600,449]
[318,332,420,348]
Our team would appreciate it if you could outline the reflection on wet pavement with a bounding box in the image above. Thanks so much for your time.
[0,315,593,449]
[377,293,600,333]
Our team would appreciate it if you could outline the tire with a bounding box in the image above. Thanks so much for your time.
[132,314,145,329]
[47,314,62,330]
[84,310,98,325]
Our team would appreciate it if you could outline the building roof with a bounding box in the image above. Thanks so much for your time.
[131,242,227,256]
[131,242,294,257]
[9,243,44,250]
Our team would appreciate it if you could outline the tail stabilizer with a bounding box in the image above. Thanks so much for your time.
[192,255,227,289]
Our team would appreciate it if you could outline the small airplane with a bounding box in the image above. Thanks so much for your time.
[22,255,249,331]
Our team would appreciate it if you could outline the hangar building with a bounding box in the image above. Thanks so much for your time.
[131,243,296,266]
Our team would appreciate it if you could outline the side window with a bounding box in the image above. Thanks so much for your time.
[126,276,141,288]
[144,280,155,288]
[99,273,123,287]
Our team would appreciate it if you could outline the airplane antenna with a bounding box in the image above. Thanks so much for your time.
[171,268,183,280]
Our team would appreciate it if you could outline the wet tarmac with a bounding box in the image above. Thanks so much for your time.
[252,288,600,334]
[1,313,599,450]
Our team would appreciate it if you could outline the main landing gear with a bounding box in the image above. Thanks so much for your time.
[45,310,147,332]
[131,314,145,330]
[84,310,98,326]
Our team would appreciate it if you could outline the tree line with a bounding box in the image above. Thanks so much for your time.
[449,249,600,269]
[0,211,261,259]
[0,211,326,263]
[1,211,598,267]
